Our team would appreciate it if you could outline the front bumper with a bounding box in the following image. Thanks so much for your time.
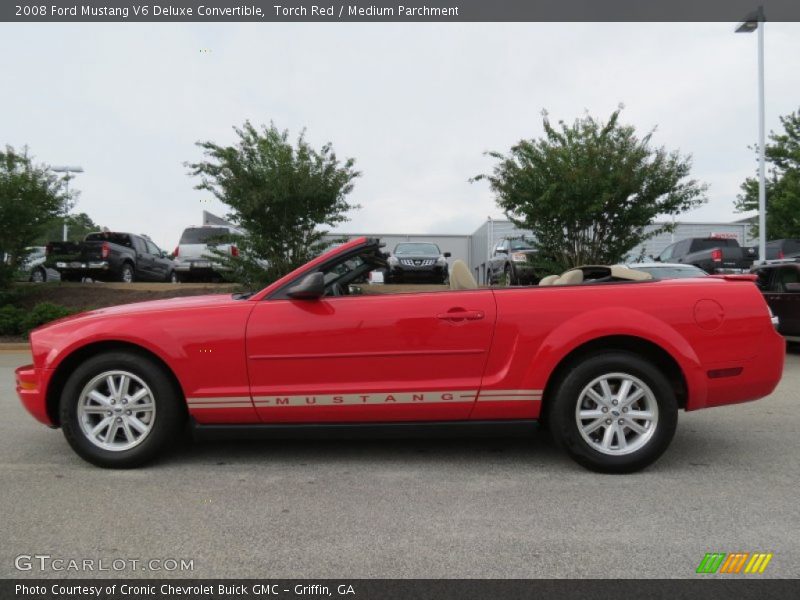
[388,265,448,282]
[15,364,54,427]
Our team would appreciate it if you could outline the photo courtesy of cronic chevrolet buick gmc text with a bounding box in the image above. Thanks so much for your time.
[15,238,784,472]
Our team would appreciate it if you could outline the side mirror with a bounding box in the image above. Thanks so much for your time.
[287,272,325,300]
[161,250,168,258]
[785,282,800,293]
[444,252,451,258]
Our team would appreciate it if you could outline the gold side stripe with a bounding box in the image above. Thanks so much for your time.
[187,396,251,404]
[188,403,253,409]
[479,389,543,396]
[253,391,477,407]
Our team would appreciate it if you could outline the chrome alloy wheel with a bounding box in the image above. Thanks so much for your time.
[575,372,658,456]
[77,370,156,451]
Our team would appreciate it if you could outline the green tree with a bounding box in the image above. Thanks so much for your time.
[34,212,102,245]
[474,109,707,271]
[187,122,360,287]
[735,108,800,239]
[0,146,68,287]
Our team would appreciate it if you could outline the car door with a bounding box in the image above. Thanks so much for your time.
[145,239,169,280]
[246,289,497,424]
[129,236,152,280]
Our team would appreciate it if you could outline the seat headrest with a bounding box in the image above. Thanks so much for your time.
[538,274,559,286]
[553,269,584,286]
[449,260,478,290]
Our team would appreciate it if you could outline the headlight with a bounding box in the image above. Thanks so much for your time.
[387,256,398,265]
[437,257,447,265]
[511,252,528,263]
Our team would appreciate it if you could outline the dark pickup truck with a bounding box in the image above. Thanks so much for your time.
[46,232,176,283]
[656,237,756,274]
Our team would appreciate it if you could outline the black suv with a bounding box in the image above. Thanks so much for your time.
[386,243,450,284]
[487,237,539,285]
[764,239,800,260]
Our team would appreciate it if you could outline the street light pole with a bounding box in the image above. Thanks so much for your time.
[756,10,766,265]
[51,166,84,241]
[736,6,767,264]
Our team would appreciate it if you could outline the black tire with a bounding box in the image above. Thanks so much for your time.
[59,351,185,468]
[118,262,135,283]
[547,351,678,473]
[504,264,515,286]
[29,267,46,283]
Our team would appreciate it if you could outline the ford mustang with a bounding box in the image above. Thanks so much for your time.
[14,237,784,472]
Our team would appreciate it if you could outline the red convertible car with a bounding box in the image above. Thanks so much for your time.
[15,237,784,472]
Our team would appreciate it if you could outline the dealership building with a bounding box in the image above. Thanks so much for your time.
[330,218,757,285]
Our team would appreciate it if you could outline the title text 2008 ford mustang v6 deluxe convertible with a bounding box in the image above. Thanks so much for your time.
[15,237,784,472]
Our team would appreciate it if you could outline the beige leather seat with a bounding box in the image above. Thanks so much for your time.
[538,274,559,286]
[449,260,478,290]
[610,265,653,281]
[553,269,584,286]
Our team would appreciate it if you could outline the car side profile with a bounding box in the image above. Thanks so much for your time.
[752,260,800,341]
[15,237,784,472]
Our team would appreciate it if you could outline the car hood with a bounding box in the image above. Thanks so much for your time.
[34,294,239,330]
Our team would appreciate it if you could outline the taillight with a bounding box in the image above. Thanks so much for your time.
[173,246,179,258]
[711,248,722,262]
[101,242,110,259]
[230,245,239,257]
[778,250,784,259]
[45,243,52,255]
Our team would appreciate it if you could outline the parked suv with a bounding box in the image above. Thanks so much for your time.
[764,239,800,260]
[752,260,800,342]
[47,232,175,283]
[386,242,450,283]
[173,225,242,282]
[487,237,539,285]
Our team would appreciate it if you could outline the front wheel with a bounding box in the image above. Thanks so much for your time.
[548,352,678,473]
[59,352,185,468]
[29,267,46,283]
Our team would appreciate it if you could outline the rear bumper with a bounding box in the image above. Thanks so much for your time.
[687,329,785,410]
[15,364,55,427]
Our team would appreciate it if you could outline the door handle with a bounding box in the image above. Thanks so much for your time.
[437,309,485,322]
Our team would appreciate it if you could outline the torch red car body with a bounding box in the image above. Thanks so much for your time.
[15,237,785,471]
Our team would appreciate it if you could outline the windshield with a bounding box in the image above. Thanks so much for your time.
[509,239,534,250]
[86,232,133,248]
[180,227,233,244]
[635,265,707,279]
[394,243,440,256]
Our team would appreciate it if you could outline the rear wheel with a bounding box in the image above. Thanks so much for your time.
[119,263,135,283]
[59,352,185,468]
[548,352,678,473]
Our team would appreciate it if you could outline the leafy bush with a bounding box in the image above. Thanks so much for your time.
[21,302,74,334]
[0,305,24,335]
[0,302,74,336]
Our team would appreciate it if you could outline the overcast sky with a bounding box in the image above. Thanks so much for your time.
[2,22,799,249]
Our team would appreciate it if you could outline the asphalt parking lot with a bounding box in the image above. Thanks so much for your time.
[0,348,798,579]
